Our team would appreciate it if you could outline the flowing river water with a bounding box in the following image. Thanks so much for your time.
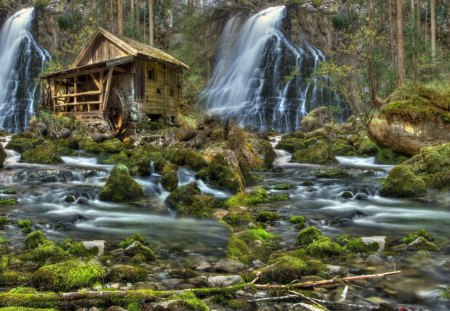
[0,136,449,310]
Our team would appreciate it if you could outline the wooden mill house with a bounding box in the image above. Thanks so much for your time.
[41,28,188,133]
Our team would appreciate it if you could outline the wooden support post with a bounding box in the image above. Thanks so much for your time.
[103,68,114,112]
[74,76,78,112]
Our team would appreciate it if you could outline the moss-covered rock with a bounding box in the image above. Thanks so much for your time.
[107,264,148,282]
[380,165,426,197]
[165,184,218,218]
[0,271,33,286]
[275,137,305,153]
[6,134,44,153]
[406,237,439,251]
[226,187,269,208]
[297,226,323,246]
[292,140,336,164]
[197,154,243,193]
[375,147,409,164]
[256,211,279,223]
[331,139,356,156]
[260,256,308,283]
[345,238,379,253]
[301,106,334,133]
[31,241,66,263]
[222,210,253,226]
[238,228,276,244]
[161,163,179,192]
[124,241,155,261]
[32,259,106,290]
[400,229,433,244]
[226,235,250,264]
[24,231,48,249]
[21,141,63,164]
[289,215,306,229]
[0,198,17,206]
[306,237,344,257]
[118,233,146,248]
[80,138,125,154]
[358,137,379,156]
[67,242,99,257]
[99,164,144,202]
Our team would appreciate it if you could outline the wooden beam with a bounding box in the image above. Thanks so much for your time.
[102,68,114,111]
[90,73,101,90]
[74,76,78,112]
[52,90,102,99]
[54,101,102,107]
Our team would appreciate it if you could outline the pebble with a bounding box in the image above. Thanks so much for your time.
[361,236,386,252]
[366,254,384,265]
[161,278,184,288]
[325,264,347,276]
[207,275,243,287]
[252,259,264,268]
[195,261,212,271]
[110,283,120,289]
[214,258,245,273]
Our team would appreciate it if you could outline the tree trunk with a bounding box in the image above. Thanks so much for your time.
[149,0,154,45]
[396,0,406,86]
[118,0,124,36]
[389,0,396,65]
[430,0,436,59]
[136,0,140,35]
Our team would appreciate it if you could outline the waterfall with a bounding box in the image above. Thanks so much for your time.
[202,6,343,133]
[0,8,50,133]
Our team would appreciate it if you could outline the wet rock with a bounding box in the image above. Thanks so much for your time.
[407,237,439,251]
[21,141,63,164]
[380,165,426,198]
[77,197,89,204]
[301,106,334,133]
[64,195,76,203]
[161,278,184,288]
[82,240,106,256]
[365,254,384,265]
[325,264,347,277]
[354,193,369,200]
[124,241,155,261]
[214,258,245,273]
[341,191,353,199]
[187,276,207,287]
[88,308,99,311]
[99,164,144,202]
[293,303,323,311]
[361,236,386,252]
[252,259,264,268]
[195,261,212,271]
[104,307,125,311]
[207,275,243,287]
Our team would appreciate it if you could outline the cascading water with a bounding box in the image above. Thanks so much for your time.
[203,6,344,133]
[0,8,50,133]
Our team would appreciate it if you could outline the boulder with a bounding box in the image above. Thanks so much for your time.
[99,164,144,202]
[379,165,426,197]
[207,275,243,287]
[21,141,63,164]
[214,258,245,273]
[301,106,334,133]
[82,240,106,256]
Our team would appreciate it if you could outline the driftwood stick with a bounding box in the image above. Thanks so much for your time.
[289,290,330,311]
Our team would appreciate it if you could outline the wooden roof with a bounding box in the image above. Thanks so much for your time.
[72,28,189,69]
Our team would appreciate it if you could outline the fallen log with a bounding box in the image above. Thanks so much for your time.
[0,270,401,308]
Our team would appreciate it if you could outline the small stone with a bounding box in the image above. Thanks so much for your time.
[64,195,76,203]
[214,258,245,273]
[341,191,353,199]
[365,254,384,265]
[161,278,184,288]
[195,261,212,271]
[294,303,323,311]
[390,244,407,252]
[207,275,243,287]
[354,193,369,200]
[104,307,125,311]
[253,240,263,247]
[361,236,386,252]
[110,283,120,289]
[88,308,99,311]
[325,265,347,277]
[187,276,208,287]
[82,240,106,256]
[252,259,264,268]
[77,197,89,204]
[407,237,439,251]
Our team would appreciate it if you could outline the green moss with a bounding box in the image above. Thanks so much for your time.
[406,237,439,251]
[127,302,141,311]
[345,238,379,253]
[314,169,350,179]
[118,233,146,248]
[226,235,250,264]
[32,259,106,291]
[223,211,253,226]
[6,135,44,153]
[0,256,7,272]
[269,193,289,201]
[24,231,48,249]
[0,188,17,195]
[226,187,269,208]
[358,138,379,156]
[21,142,63,164]
[256,211,278,223]
[17,220,32,229]
[297,226,323,246]
[68,242,98,257]
[292,140,337,164]
[401,229,433,244]
[165,184,218,218]
[261,256,308,283]
[289,216,305,225]
[196,154,243,193]
[306,237,344,257]
[80,138,125,154]
[375,148,408,165]
[271,183,294,190]
[331,139,356,156]
[0,217,7,229]
[0,308,57,311]
[99,164,144,202]
[174,292,209,311]
[31,241,65,263]
[161,164,179,192]
[0,271,32,286]
[380,165,426,197]
[0,198,17,206]
[124,241,155,261]
[441,286,450,299]
[238,229,276,244]
[275,137,305,153]
[107,265,148,283]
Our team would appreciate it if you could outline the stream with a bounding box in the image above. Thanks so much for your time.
[0,136,449,310]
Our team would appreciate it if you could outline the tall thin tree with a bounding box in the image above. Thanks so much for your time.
[430,0,436,59]
[396,0,406,85]
[118,0,124,35]
[149,0,154,45]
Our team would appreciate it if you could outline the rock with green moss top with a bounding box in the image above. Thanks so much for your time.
[238,228,276,244]
[400,229,433,244]
[107,264,148,282]
[289,216,306,229]
[380,165,426,197]
[292,140,336,164]
[256,139,276,169]
[0,198,17,206]
[270,193,289,201]
[407,237,439,251]
[124,241,155,261]
[375,147,409,164]
[301,107,334,133]
[24,231,48,249]
[271,183,295,190]
[118,233,146,248]
[306,237,344,257]
[6,134,44,153]
[160,163,179,192]
[164,149,208,171]
[32,259,106,291]
[0,271,32,287]
[275,137,305,153]
[226,187,269,208]
[260,255,308,283]
[165,184,220,218]
[358,137,379,156]
[80,138,125,154]
[197,154,242,193]
[0,307,57,311]
[223,211,253,226]
[256,211,278,222]
[345,238,379,253]
[21,141,63,164]
[154,292,209,311]
[67,242,99,257]
[32,241,65,263]
[17,220,32,229]
[226,235,250,264]
[297,226,323,245]
[331,139,356,156]
[441,286,450,299]
[127,302,141,311]
[0,256,7,272]
[99,164,144,202]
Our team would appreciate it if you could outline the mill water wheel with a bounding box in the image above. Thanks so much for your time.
[105,89,125,132]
